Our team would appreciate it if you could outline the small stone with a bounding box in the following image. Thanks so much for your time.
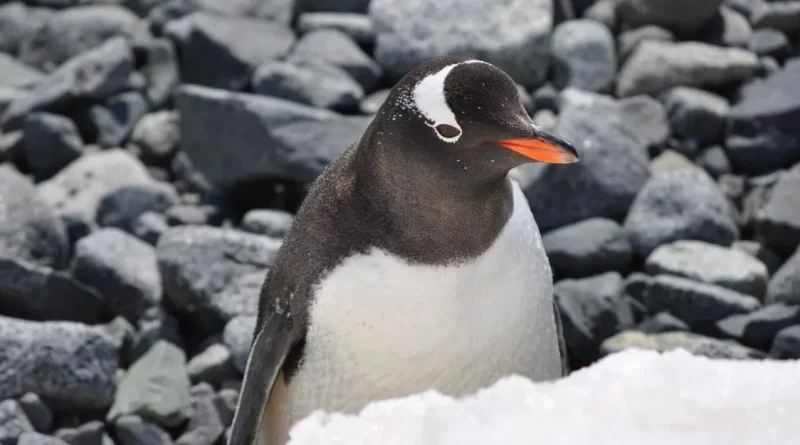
[616,0,724,35]
[358,89,389,115]
[732,241,783,275]
[296,12,375,46]
[23,113,84,181]
[252,61,363,111]
[542,218,632,279]
[129,307,183,364]
[18,433,69,445]
[187,343,237,387]
[531,83,559,112]
[551,19,616,93]
[241,209,293,238]
[704,6,752,47]
[756,167,800,256]
[749,1,800,34]
[694,145,732,178]
[222,316,256,373]
[635,312,690,334]
[174,384,224,445]
[213,390,238,428]
[131,212,168,246]
[0,129,24,164]
[96,182,180,233]
[296,0,369,14]
[113,416,172,445]
[99,317,136,364]
[107,341,192,428]
[770,325,800,359]
[55,421,103,445]
[747,29,790,61]
[288,29,380,91]
[766,246,800,305]
[0,400,34,445]
[583,0,617,31]
[17,394,51,434]
[601,330,765,360]
[140,39,179,109]
[715,304,800,351]
[649,149,695,174]
[662,86,730,146]
[164,204,222,226]
[0,3,50,56]
[0,53,44,89]
[127,111,179,165]
[82,92,148,148]
[617,25,674,63]
[623,272,650,303]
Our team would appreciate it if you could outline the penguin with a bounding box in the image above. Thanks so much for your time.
[228,55,578,445]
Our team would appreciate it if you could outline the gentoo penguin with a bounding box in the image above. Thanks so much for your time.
[228,55,578,445]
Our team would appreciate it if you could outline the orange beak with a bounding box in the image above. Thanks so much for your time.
[494,129,579,164]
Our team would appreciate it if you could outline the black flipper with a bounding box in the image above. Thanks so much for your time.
[553,298,569,376]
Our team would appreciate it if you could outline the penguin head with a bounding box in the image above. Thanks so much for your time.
[372,56,578,182]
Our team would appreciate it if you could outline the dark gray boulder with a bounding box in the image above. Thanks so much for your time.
[766,246,800,305]
[615,0,724,35]
[715,304,800,351]
[23,113,84,181]
[755,166,800,255]
[542,218,632,278]
[252,61,363,111]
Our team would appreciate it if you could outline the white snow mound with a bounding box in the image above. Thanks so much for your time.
[286,349,800,445]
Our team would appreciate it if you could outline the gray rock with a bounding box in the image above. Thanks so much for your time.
[515,89,655,232]
[649,149,695,174]
[112,416,172,445]
[132,212,168,246]
[0,400,33,445]
[240,209,293,238]
[732,240,783,275]
[748,29,790,61]
[617,25,674,62]
[0,315,118,410]
[55,421,103,445]
[297,0,369,14]
[531,109,556,131]
[726,59,800,175]
[624,166,739,258]
[84,92,148,148]
[0,3,51,56]
[704,6,752,47]
[0,53,44,89]
[601,330,765,359]
[694,145,732,178]
[18,5,149,73]
[542,218,632,279]
[750,1,800,34]
[166,11,294,91]
[645,240,768,299]
[583,0,617,30]
[616,41,760,97]
[23,113,84,181]
[177,84,371,189]
[370,0,551,88]
[531,83,559,112]
[174,384,224,445]
[213,389,237,428]
[96,182,180,233]
[107,341,192,428]
[37,149,153,231]
[0,256,105,323]
[157,226,281,333]
[2,37,134,131]
[187,343,236,387]
[643,274,760,325]
[756,167,800,255]
[18,433,69,445]
[0,164,68,269]
[72,228,162,324]
[0,130,24,164]
[616,0,724,35]
[129,307,183,364]
[17,394,51,434]
[164,204,222,227]
[99,317,136,364]
[553,272,632,365]
[127,111,179,165]
[252,61,363,111]
[551,19,616,93]
[770,325,800,359]
[358,88,389,115]
[635,312,689,334]
[715,304,800,351]
[140,39,179,109]
[288,29,380,91]
[662,87,730,146]
[222,315,256,373]
[766,247,800,305]
[296,12,375,45]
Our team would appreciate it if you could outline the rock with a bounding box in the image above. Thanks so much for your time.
[252,61,363,111]
[297,0,370,14]
[643,274,761,325]
[553,272,632,365]
[187,343,236,387]
[18,433,69,445]
[71,228,162,324]
[18,5,149,73]
[0,54,43,89]
[645,240,769,299]
[0,256,105,323]
[17,394,51,434]
[662,87,730,146]
[37,149,153,231]
[0,400,33,445]
[770,325,800,359]
[542,218,632,279]
[617,25,674,62]
[213,390,237,428]
[733,241,783,275]
[140,39,179,109]
[222,315,256,373]
[83,92,148,148]
[164,204,223,227]
[2,37,134,131]
[129,307,183,364]
[240,209,293,238]
[747,29,790,61]
[601,330,765,359]
[166,12,295,91]
[99,317,136,364]
[157,226,281,333]
[55,421,103,445]
[635,312,690,334]
[715,304,800,351]
[23,113,84,181]
[694,146,732,178]
[766,247,800,305]
[177,84,371,189]
[531,83,559,112]
[296,12,375,45]
[96,182,180,233]
[127,111,179,165]
[514,90,655,232]
[370,0,551,88]
[649,149,695,174]
[756,167,800,255]
[623,166,739,258]
[0,130,24,164]
[112,416,172,445]
[705,6,752,47]
[616,0,724,35]
[0,315,117,410]
[0,164,68,269]
[616,41,760,97]
[583,0,617,31]
[750,1,800,34]
[359,88,389,114]
[531,109,556,131]
[288,29,380,92]
[132,212,168,246]
[0,3,50,56]
[107,341,192,428]
[551,19,616,93]
[174,384,224,445]
[726,59,800,175]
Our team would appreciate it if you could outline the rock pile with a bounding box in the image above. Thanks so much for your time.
[0,0,799,441]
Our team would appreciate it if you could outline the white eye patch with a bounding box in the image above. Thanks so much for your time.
[412,60,490,143]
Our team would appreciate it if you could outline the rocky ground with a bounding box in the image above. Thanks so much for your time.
[0,0,799,442]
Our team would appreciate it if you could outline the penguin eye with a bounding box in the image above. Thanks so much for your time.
[435,124,461,139]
